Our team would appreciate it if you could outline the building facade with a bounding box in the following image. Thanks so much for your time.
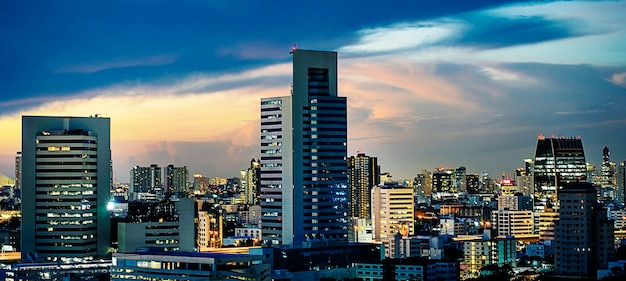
[165,165,189,198]
[554,182,614,277]
[533,135,587,205]
[348,152,380,219]
[130,164,162,201]
[260,49,349,247]
[371,186,415,242]
[21,115,111,262]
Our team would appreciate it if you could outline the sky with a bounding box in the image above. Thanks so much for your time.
[1,0,625,183]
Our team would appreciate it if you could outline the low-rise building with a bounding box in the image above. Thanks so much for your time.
[111,248,270,281]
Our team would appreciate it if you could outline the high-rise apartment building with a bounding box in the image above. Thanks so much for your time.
[466,174,480,194]
[21,115,111,261]
[260,49,348,247]
[455,166,467,194]
[533,135,587,205]
[14,152,21,191]
[432,168,455,195]
[348,152,380,219]
[241,158,261,205]
[414,170,432,197]
[617,161,626,205]
[554,182,614,277]
[130,164,162,201]
[165,165,189,198]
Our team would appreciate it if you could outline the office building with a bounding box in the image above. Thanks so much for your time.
[118,198,194,253]
[371,186,414,242]
[111,248,271,281]
[414,170,432,197]
[533,135,587,204]
[129,164,162,201]
[601,146,614,186]
[241,158,261,205]
[165,165,189,198]
[497,194,533,211]
[432,168,455,198]
[354,257,459,281]
[348,151,380,219]
[455,166,467,194]
[21,115,111,261]
[492,209,534,237]
[466,174,480,194]
[260,49,348,247]
[617,161,626,205]
[462,235,516,278]
[554,182,614,277]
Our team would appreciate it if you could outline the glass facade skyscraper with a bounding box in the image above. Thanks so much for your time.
[260,49,348,247]
[533,135,587,205]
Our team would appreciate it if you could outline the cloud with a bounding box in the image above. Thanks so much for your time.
[554,110,603,116]
[216,42,292,60]
[55,55,177,74]
[608,72,626,88]
[340,21,464,55]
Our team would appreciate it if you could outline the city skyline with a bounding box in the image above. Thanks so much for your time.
[1,1,626,182]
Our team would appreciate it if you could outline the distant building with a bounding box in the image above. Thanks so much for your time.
[533,135,587,205]
[348,151,380,219]
[414,170,433,197]
[554,182,614,277]
[240,158,260,205]
[165,165,189,198]
[455,166,467,194]
[536,206,558,241]
[498,194,533,211]
[492,209,534,237]
[118,198,194,253]
[354,257,459,281]
[21,115,111,262]
[14,152,21,191]
[601,146,615,186]
[466,174,480,194]
[617,161,626,205]
[3,260,111,280]
[461,235,516,277]
[432,168,455,195]
[130,164,163,201]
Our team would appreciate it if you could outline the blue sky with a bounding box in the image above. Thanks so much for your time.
[1,0,625,183]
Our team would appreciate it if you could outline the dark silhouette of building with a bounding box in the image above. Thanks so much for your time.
[554,182,614,277]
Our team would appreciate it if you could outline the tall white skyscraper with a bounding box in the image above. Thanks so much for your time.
[21,115,111,262]
[260,49,348,247]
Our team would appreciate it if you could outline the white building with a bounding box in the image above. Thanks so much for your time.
[371,186,414,242]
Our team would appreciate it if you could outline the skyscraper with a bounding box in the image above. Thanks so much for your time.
[617,161,626,205]
[165,165,189,198]
[533,135,587,205]
[241,158,261,205]
[554,182,614,277]
[21,115,111,261]
[260,49,348,247]
[129,164,162,201]
[348,152,380,219]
